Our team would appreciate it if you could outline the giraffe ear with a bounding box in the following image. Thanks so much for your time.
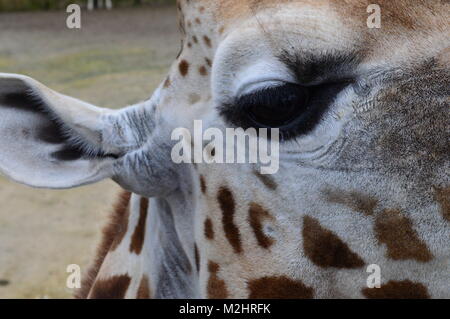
[0,73,118,189]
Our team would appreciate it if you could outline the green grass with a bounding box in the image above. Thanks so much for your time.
[0,39,175,107]
[0,5,178,108]
[0,46,170,107]
[0,56,14,68]
[43,47,160,82]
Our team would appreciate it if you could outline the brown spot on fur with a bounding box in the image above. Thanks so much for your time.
[375,210,433,262]
[253,171,277,190]
[323,189,378,216]
[207,261,228,299]
[130,197,149,255]
[195,17,201,24]
[205,57,212,67]
[179,59,189,77]
[362,280,430,299]
[200,175,207,194]
[76,191,131,299]
[184,256,193,275]
[110,193,132,251]
[194,244,200,271]
[199,6,205,13]
[435,186,450,221]
[302,216,365,268]
[204,218,214,240]
[203,35,212,47]
[218,187,242,253]
[136,275,151,299]
[163,77,171,88]
[89,274,131,299]
[192,35,198,43]
[199,65,208,76]
[248,276,314,299]
[248,203,274,249]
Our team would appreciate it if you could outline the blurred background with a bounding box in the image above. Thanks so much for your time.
[0,0,178,298]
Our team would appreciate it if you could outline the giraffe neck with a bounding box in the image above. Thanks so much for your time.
[80,187,199,299]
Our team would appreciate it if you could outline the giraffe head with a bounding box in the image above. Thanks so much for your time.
[0,0,448,298]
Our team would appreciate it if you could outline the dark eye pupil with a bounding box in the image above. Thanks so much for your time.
[242,83,309,128]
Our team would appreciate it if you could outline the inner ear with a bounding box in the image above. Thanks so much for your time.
[0,74,120,188]
[0,80,116,165]
[0,81,115,162]
[2,90,75,160]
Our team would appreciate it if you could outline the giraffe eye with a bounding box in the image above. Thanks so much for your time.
[220,80,351,140]
[240,83,310,129]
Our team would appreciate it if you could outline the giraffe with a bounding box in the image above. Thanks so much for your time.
[0,0,449,299]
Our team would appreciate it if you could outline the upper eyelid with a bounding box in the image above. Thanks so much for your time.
[236,69,356,98]
[231,59,297,97]
[227,55,358,104]
[239,78,355,100]
[237,80,293,97]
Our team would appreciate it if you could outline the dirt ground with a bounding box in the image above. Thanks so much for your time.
[0,6,179,298]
